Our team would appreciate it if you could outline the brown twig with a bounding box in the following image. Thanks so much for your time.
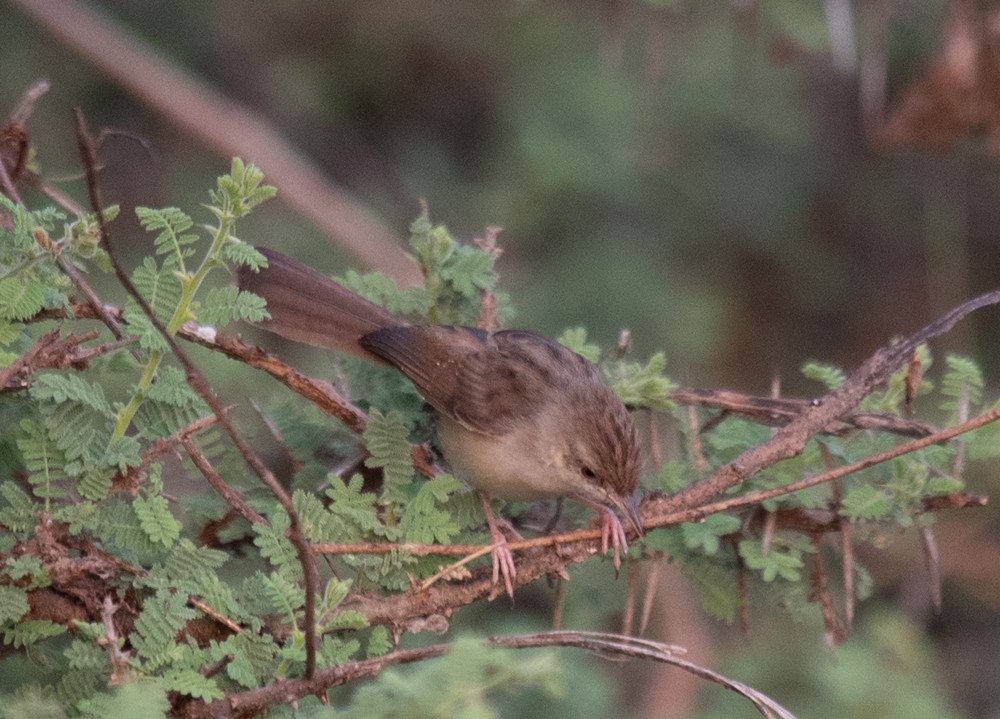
[659,288,1000,515]
[671,387,936,439]
[114,413,221,489]
[181,630,794,719]
[181,436,267,526]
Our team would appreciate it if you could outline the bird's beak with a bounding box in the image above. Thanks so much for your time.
[615,494,644,537]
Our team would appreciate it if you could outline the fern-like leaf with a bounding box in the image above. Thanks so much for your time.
[164,668,224,701]
[400,475,462,544]
[0,481,37,532]
[0,586,29,625]
[221,240,268,269]
[940,354,983,415]
[3,619,65,647]
[30,372,111,413]
[801,360,846,390]
[253,510,300,577]
[610,351,677,411]
[131,588,197,668]
[76,680,170,719]
[363,409,414,499]
[129,256,184,322]
[16,418,71,504]
[133,494,182,547]
[324,475,385,537]
[136,206,198,269]
[841,484,892,520]
[260,571,304,617]
[197,285,268,326]
[0,277,45,320]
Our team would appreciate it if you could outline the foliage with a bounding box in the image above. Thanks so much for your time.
[0,160,992,717]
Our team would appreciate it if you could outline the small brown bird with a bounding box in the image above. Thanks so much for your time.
[238,247,642,595]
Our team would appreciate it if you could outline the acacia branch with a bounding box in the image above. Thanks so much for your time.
[658,289,1000,515]
[183,630,796,719]
[73,109,321,677]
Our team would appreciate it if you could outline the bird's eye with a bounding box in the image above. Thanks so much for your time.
[580,466,596,479]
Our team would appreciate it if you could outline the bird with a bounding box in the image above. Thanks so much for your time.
[238,247,642,595]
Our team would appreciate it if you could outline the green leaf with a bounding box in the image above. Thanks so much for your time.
[322,609,369,632]
[557,327,601,363]
[685,560,740,622]
[136,206,198,268]
[367,625,392,658]
[197,285,268,326]
[222,240,268,269]
[324,475,384,536]
[0,277,45,320]
[924,475,963,495]
[611,351,676,410]
[400,475,462,544]
[131,588,197,668]
[680,514,741,555]
[940,354,983,414]
[17,418,71,503]
[217,631,279,688]
[210,158,276,216]
[122,298,169,352]
[0,585,29,624]
[363,409,414,497]
[253,510,299,575]
[77,680,170,719]
[294,489,343,542]
[319,635,362,668]
[738,540,804,582]
[439,245,495,297]
[65,637,107,671]
[261,571,304,616]
[801,360,846,390]
[164,668,224,701]
[106,435,142,474]
[2,555,49,589]
[841,484,891,521]
[134,494,182,547]
[160,540,229,588]
[339,269,431,317]
[4,619,66,647]
[129,256,184,322]
[0,481,38,532]
[30,372,111,414]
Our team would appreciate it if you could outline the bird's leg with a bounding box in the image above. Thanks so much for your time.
[479,492,519,597]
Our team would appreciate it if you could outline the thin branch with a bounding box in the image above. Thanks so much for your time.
[181,436,267,526]
[7,78,50,126]
[672,387,936,438]
[673,405,998,523]
[659,288,1000,515]
[0,328,62,389]
[183,631,795,719]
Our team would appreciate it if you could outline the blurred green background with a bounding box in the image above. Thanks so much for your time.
[4,1,1000,717]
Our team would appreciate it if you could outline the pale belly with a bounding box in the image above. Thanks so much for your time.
[437,415,577,500]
